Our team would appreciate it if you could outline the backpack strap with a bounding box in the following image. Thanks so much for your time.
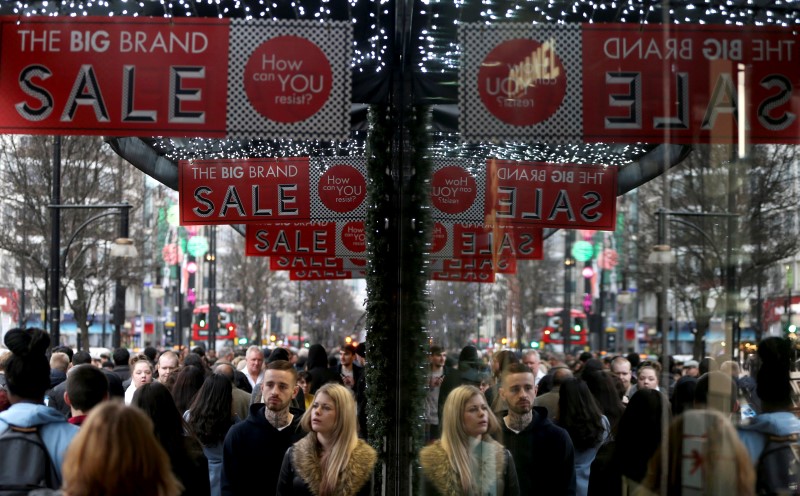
[8,425,37,434]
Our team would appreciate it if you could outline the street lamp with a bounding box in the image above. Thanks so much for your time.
[648,209,739,362]
[49,203,137,349]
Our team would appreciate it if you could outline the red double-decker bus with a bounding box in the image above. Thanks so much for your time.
[192,303,241,343]
[540,308,588,346]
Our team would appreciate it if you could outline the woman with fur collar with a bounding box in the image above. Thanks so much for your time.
[277,383,377,496]
[420,385,520,496]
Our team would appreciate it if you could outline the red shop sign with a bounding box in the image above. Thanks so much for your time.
[180,158,311,225]
[484,160,617,231]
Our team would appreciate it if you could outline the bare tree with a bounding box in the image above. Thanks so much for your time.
[634,144,800,358]
[0,135,144,350]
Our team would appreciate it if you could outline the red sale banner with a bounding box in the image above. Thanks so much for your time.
[582,24,800,144]
[270,256,369,271]
[180,158,311,225]
[246,221,365,257]
[484,160,617,231]
[429,222,544,260]
[460,23,800,144]
[0,17,351,139]
[290,270,365,280]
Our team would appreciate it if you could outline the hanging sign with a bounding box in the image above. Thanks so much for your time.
[430,271,496,283]
[460,23,800,144]
[270,256,369,271]
[430,222,544,260]
[245,221,366,257]
[430,158,486,223]
[180,157,311,225]
[0,17,351,139]
[484,160,617,230]
[289,270,365,280]
[180,157,367,225]
[428,257,517,274]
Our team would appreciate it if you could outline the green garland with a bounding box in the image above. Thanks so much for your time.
[364,104,432,490]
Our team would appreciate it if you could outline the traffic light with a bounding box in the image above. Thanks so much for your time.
[530,341,540,349]
[238,337,249,345]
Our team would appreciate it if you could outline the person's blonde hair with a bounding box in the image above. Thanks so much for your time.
[49,352,69,372]
[440,385,501,494]
[61,401,182,496]
[300,383,359,496]
[639,409,755,496]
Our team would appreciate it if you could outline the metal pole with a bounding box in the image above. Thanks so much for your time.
[112,206,130,349]
[296,281,302,348]
[477,283,482,350]
[657,209,670,375]
[562,230,575,352]
[49,136,62,347]
[207,225,217,352]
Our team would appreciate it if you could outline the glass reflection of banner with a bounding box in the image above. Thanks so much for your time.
[460,22,800,144]
[484,160,617,231]
[431,271,495,283]
[271,256,515,273]
[180,158,367,225]
[429,222,543,260]
[0,17,351,139]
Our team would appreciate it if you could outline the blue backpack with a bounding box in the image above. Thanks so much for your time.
[756,432,800,495]
[0,425,61,495]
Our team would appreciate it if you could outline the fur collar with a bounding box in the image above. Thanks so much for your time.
[420,438,507,496]
[292,433,377,496]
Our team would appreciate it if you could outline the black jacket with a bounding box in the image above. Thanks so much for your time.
[306,344,342,394]
[221,403,305,496]
[493,406,576,496]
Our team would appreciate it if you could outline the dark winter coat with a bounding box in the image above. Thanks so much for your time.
[221,403,304,496]
[306,345,342,394]
[493,406,576,496]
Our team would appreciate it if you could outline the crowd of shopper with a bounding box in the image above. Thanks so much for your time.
[0,326,798,495]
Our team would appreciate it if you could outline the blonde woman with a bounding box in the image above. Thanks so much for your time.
[420,385,520,496]
[34,401,182,496]
[277,383,377,496]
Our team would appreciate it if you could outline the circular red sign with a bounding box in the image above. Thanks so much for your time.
[243,36,332,123]
[477,38,567,126]
[430,222,448,254]
[341,221,366,253]
[318,165,366,213]
[431,167,478,215]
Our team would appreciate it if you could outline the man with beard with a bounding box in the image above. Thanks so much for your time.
[496,362,576,495]
[221,360,304,495]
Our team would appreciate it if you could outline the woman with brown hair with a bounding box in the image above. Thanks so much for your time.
[420,385,519,496]
[124,353,153,405]
[277,383,377,496]
[44,401,182,496]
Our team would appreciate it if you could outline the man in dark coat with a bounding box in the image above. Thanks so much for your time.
[437,345,484,424]
[306,344,342,394]
[495,362,576,495]
[222,360,305,495]
[111,347,131,383]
